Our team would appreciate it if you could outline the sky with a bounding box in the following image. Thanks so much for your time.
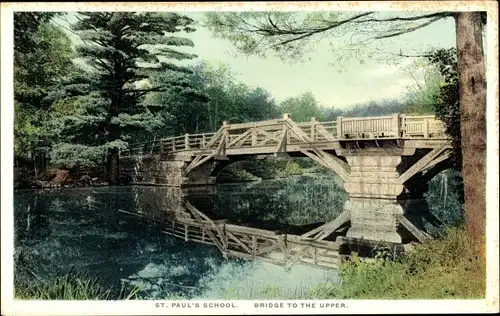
[55,12,457,109]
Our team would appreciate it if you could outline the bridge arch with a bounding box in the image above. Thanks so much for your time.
[184,152,349,186]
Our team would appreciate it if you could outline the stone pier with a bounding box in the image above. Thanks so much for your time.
[119,153,234,187]
[337,145,449,244]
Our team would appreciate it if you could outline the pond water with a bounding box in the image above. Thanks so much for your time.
[14,174,346,299]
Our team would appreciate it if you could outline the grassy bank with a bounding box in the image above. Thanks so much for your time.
[14,266,141,300]
[314,226,484,299]
[221,226,485,299]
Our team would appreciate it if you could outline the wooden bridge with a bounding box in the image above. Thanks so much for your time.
[123,113,448,184]
[120,113,452,264]
[126,113,446,155]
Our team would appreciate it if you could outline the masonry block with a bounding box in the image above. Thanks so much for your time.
[345,198,404,243]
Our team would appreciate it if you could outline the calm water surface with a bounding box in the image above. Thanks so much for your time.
[14,175,346,299]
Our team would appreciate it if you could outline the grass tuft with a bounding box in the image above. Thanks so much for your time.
[15,266,141,300]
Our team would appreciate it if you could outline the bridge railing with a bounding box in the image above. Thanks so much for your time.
[125,132,217,156]
[337,114,446,139]
[402,115,445,138]
[295,119,337,142]
[224,119,285,148]
[222,117,339,148]
[123,113,447,156]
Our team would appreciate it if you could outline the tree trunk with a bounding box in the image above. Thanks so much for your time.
[107,148,120,185]
[454,12,486,259]
[107,92,121,185]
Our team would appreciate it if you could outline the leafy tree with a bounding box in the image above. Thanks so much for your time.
[191,61,280,128]
[14,12,61,57]
[426,48,461,168]
[204,11,488,253]
[51,12,197,183]
[239,87,280,122]
[279,92,325,122]
[401,59,443,115]
[191,61,237,130]
[13,13,75,159]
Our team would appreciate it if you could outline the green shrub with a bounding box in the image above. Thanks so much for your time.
[283,161,303,175]
[309,226,485,299]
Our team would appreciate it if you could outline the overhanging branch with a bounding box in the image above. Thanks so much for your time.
[374,16,447,39]
[222,11,453,50]
[275,12,374,46]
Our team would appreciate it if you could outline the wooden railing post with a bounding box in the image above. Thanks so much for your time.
[202,134,206,148]
[251,235,257,258]
[336,116,343,138]
[222,121,229,150]
[400,114,406,138]
[423,118,429,138]
[159,139,164,154]
[311,117,317,141]
[252,128,257,146]
[392,113,400,137]
[171,138,175,151]
[283,113,290,144]
[185,133,190,150]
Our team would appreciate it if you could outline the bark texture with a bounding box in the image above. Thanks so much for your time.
[454,12,487,258]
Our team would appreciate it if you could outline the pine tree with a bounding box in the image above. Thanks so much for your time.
[51,12,198,183]
[144,64,209,138]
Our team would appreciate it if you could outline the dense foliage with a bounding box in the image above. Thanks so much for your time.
[279,92,325,122]
[145,60,281,137]
[428,48,461,168]
[14,13,75,159]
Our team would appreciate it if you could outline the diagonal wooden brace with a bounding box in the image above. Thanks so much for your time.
[276,129,287,153]
[397,214,433,243]
[185,202,226,251]
[300,150,350,183]
[397,145,452,185]
[185,153,215,174]
[301,209,350,240]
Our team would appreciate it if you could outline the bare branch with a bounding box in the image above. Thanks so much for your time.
[275,12,374,46]
[388,50,433,58]
[350,11,454,23]
[374,16,445,39]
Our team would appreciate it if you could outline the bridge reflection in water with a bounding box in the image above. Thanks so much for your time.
[120,113,452,269]
[119,186,349,270]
